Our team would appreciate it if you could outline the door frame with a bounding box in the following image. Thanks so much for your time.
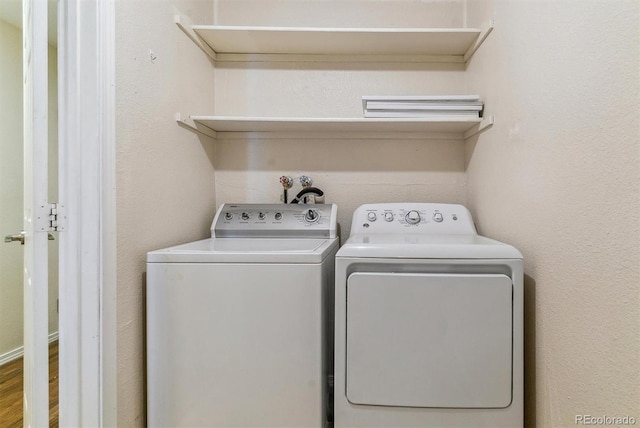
[22,0,51,424]
[57,0,116,425]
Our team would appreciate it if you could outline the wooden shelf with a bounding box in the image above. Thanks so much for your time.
[173,10,495,141]
[176,114,494,140]
[175,13,494,63]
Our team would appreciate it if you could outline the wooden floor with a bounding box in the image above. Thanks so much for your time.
[0,341,59,428]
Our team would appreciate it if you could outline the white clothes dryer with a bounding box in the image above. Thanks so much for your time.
[146,203,338,428]
[334,203,523,428]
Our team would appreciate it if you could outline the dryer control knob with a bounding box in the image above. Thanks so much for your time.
[224,212,233,221]
[305,209,320,223]
[433,212,444,222]
[241,212,250,220]
[274,212,283,221]
[367,212,377,222]
[405,210,421,224]
[384,212,394,222]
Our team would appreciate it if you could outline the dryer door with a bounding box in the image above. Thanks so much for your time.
[346,272,512,409]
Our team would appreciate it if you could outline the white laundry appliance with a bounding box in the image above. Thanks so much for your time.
[334,203,523,427]
[146,203,339,428]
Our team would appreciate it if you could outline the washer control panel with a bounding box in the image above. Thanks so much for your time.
[351,203,476,235]
[212,203,338,238]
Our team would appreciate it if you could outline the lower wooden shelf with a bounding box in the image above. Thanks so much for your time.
[176,114,493,140]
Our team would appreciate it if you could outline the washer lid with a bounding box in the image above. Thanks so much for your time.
[147,237,339,263]
[336,234,522,259]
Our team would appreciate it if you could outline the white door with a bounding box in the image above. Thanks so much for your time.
[346,272,513,409]
[22,0,50,424]
[3,0,115,425]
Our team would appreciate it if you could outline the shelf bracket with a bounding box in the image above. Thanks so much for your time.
[174,8,218,62]
[464,115,494,140]
[176,113,217,140]
[463,18,494,64]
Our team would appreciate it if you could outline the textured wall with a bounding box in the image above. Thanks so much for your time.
[0,18,59,358]
[115,1,216,424]
[215,137,466,238]
[115,1,639,426]
[465,1,640,426]
[213,0,465,27]
[213,0,468,236]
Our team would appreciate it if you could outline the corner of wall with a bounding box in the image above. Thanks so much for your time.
[115,1,217,425]
[463,2,640,426]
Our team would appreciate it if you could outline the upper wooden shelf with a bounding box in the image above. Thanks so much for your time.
[176,15,494,63]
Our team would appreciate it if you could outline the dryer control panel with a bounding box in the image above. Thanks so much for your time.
[350,203,476,235]
[212,203,338,238]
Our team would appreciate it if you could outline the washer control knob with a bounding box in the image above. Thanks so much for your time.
[274,212,283,221]
[258,212,266,220]
[241,212,250,220]
[433,212,444,223]
[305,209,320,223]
[367,212,377,222]
[224,212,233,221]
[405,210,421,224]
[384,212,394,222]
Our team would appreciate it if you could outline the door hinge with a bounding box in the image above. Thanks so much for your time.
[49,203,66,231]
[36,203,66,232]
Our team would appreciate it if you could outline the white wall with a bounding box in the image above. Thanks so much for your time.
[465,1,640,426]
[0,18,59,360]
[215,137,466,238]
[213,0,468,236]
[115,0,217,424]
[0,18,24,358]
[213,0,464,27]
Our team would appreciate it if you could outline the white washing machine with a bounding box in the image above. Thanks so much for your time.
[334,203,523,427]
[146,203,339,428]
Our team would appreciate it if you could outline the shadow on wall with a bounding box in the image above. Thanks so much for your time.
[195,133,217,169]
[141,272,148,428]
[213,138,465,173]
[215,61,464,73]
[524,274,536,428]
[464,131,480,170]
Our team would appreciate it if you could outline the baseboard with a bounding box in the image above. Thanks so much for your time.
[0,331,59,366]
